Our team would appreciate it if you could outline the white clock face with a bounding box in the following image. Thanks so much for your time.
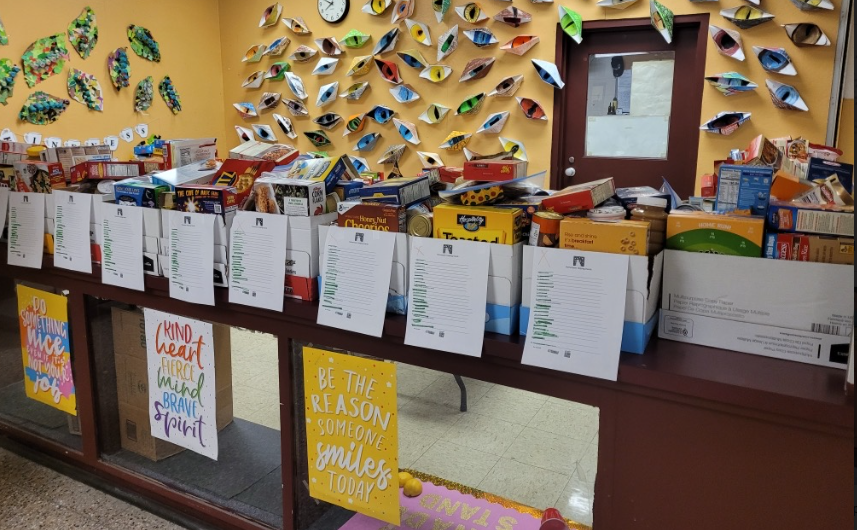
[318,0,348,23]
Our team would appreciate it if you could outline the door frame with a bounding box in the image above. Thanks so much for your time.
[550,14,710,193]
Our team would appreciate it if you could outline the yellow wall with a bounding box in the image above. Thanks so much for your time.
[0,0,226,160]
[219,0,842,190]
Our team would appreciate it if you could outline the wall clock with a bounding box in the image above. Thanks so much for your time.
[318,0,349,23]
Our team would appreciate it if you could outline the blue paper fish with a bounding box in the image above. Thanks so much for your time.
[753,47,797,76]
[354,132,381,151]
[397,49,429,70]
[316,81,338,107]
[367,105,396,124]
[531,59,565,89]
[464,29,498,48]
[373,27,400,55]
[393,118,421,145]
[390,84,420,104]
[349,156,370,172]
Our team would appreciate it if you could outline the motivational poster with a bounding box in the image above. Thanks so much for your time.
[303,347,399,525]
[16,285,76,415]
[144,308,218,460]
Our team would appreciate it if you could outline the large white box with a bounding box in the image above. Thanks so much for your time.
[486,243,523,335]
[290,213,337,277]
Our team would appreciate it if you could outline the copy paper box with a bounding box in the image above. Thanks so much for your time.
[666,211,765,257]
[766,200,854,237]
[540,178,615,214]
[142,208,162,237]
[433,203,523,245]
[463,160,528,182]
[560,218,651,256]
[485,242,523,335]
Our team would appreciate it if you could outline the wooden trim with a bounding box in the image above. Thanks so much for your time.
[68,290,99,463]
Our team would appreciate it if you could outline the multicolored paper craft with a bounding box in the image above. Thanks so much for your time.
[650,0,674,44]
[398,49,429,69]
[347,55,373,76]
[314,112,343,129]
[315,37,343,56]
[373,27,400,55]
[107,47,131,90]
[457,3,489,24]
[354,132,382,151]
[391,0,415,23]
[127,25,160,62]
[476,111,509,134]
[19,91,70,124]
[406,19,432,47]
[720,6,774,29]
[253,124,277,142]
[456,93,485,115]
[344,113,368,136]
[417,151,444,167]
[282,17,312,35]
[419,103,450,124]
[390,83,420,103]
[243,71,265,88]
[67,68,103,111]
[558,6,583,44]
[259,91,281,110]
[349,155,370,172]
[285,72,308,99]
[705,72,757,96]
[340,81,370,100]
[22,34,69,87]
[464,29,498,48]
[375,58,402,84]
[283,98,308,116]
[709,25,745,61]
[158,76,181,114]
[289,45,317,62]
[500,35,539,56]
[754,46,797,76]
[439,131,471,151]
[367,105,396,124]
[317,81,339,107]
[460,58,495,82]
[235,102,257,119]
[260,3,282,27]
[517,97,547,120]
[363,0,392,16]
[700,112,751,135]
[596,0,638,9]
[243,44,267,63]
[494,6,531,27]
[433,0,452,23]
[134,76,153,111]
[0,15,8,45]
[0,59,20,105]
[312,57,339,76]
[766,79,808,111]
[235,125,255,142]
[499,137,528,161]
[264,36,291,56]
[783,23,830,47]
[437,25,459,62]
[789,0,833,11]
[420,64,452,83]
[488,75,524,97]
[532,59,564,89]
[304,130,332,147]
[68,6,98,59]
[273,113,298,138]
[266,62,290,80]
[341,29,371,49]
[378,143,406,164]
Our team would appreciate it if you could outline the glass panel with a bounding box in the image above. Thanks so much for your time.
[90,299,282,528]
[292,342,599,530]
[585,51,676,160]
[0,278,82,451]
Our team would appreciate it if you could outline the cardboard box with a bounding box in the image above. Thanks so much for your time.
[766,200,854,237]
[715,165,774,216]
[769,170,814,201]
[287,212,337,278]
[150,160,221,191]
[162,138,218,169]
[666,211,765,257]
[485,242,523,335]
[142,208,162,237]
[42,144,111,180]
[433,203,523,245]
[70,161,145,182]
[540,178,615,214]
[175,185,240,214]
[335,180,363,201]
[463,160,528,182]
[12,161,65,192]
[560,218,651,256]
[492,196,545,240]
[745,134,782,169]
[211,159,276,208]
[358,176,431,206]
[114,180,168,208]
[285,274,318,301]
[287,156,357,194]
[615,186,671,215]
[807,157,853,194]
[337,201,407,232]
[763,232,854,265]
[253,174,326,216]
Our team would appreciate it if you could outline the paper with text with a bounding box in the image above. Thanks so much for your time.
[53,191,92,273]
[318,226,396,337]
[0,187,10,237]
[8,192,45,269]
[522,247,629,381]
[405,238,490,357]
[102,203,144,290]
[228,211,288,312]
[169,211,216,306]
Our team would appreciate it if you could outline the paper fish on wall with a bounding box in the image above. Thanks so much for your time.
[243,44,267,63]
[344,113,368,135]
[289,45,317,62]
[766,79,808,111]
[398,49,429,69]
[234,102,258,118]
[720,6,774,30]
[501,35,539,56]
[314,112,343,129]
[457,3,488,24]
[421,64,453,83]
[391,0,415,23]
[488,75,524,97]
[464,29,498,48]
[477,111,509,134]
[363,0,392,16]
[284,72,308,99]
[22,34,69,87]
[517,97,547,120]
[438,25,459,61]
[252,124,277,142]
[107,48,130,90]
[259,3,282,27]
[315,37,343,56]
[367,104,396,123]
[789,0,833,11]
[753,47,796,76]
[378,144,406,164]
[347,55,374,76]
[558,6,583,44]
[439,131,471,151]
[433,0,452,23]
[417,151,445,167]
[134,76,154,111]
[705,72,758,96]
[235,125,255,142]
[304,130,332,147]
[709,25,745,61]
[406,20,432,46]
[419,103,450,123]
[283,98,309,116]
[68,6,98,59]
[354,132,382,151]
[393,118,421,144]
[783,24,831,47]
[460,58,495,82]
[596,0,638,9]
[341,30,371,49]
[390,83,420,103]
[258,91,281,110]
[532,59,564,89]
[456,93,485,115]
[0,59,21,105]
[274,113,298,138]
[127,25,160,62]
[340,81,370,100]
[699,112,751,135]
[264,36,290,56]
[312,57,339,75]
[19,91,70,125]
[265,62,291,80]
[0,16,7,46]
[373,27,401,55]
[282,17,311,35]
[375,58,402,84]
[499,137,528,161]
[67,68,104,111]
[243,71,265,88]
[494,6,531,27]
[159,76,181,114]
[317,81,339,107]
[650,0,674,44]
[349,156,370,172]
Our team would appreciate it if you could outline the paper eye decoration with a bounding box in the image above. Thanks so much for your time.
[517,97,547,120]
[252,124,277,142]
[373,28,401,56]
[393,118,421,145]
[416,152,444,168]
[391,0,415,23]
[754,47,796,76]
[699,112,751,136]
[439,131,472,151]
[284,72,308,99]
[457,3,488,24]
[342,30,371,49]
[488,75,524,97]
[258,91,282,110]
[375,58,403,84]
[68,7,98,59]
[783,24,831,47]
[234,102,258,118]
[283,98,309,116]
[419,103,451,124]
[317,81,339,107]
[304,130,332,147]
[766,79,808,111]
[354,132,382,151]
[134,76,154,111]
[107,48,131,91]
[456,93,485,115]
[719,6,774,30]
[274,113,298,138]
[500,35,539,56]
[398,49,429,70]
[243,71,265,88]
[363,0,392,16]
[367,104,396,124]
[406,20,432,46]
[464,29,498,48]
[596,0,639,9]
[314,112,343,130]
[789,0,833,11]
[0,17,7,46]
[264,36,291,56]
[390,83,420,104]
[349,156,370,172]
[433,0,452,23]
[340,82,371,100]
[235,125,255,142]
[265,62,291,81]
[0,59,21,105]
[22,34,69,87]
[532,59,565,89]
[459,58,495,82]
[127,25,160,62]
[477,112,510,135]
[19,91,70,125]
[312,58,339,76]
[438,25,459,62]
[709,25,744,61]
[289,45,317,62]
[558,6,583,44]
[462,148,482,161]
[315,38,343,56]
[649,0,674,44]
[499,137,528,161]
[282,17,311,35]
[494,6,532,27]
[260,3,282,27]
[158,76,181,114]
[344,113,368,135]
[705,72,757,96]
[243,44,267,63]
[347,55,374,76]
[378,144,406,164]
[420,65,453,83]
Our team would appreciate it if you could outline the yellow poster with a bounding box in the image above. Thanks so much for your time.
[303,346,399,525]
[16,285,76,415]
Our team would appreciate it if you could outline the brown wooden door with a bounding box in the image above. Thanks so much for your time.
[550,15,709,199]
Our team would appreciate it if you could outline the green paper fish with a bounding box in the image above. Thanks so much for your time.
[558,6,583,44]
[455,93,485,115]
[341,29,370,49]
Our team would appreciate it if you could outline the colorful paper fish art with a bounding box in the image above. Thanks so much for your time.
[460,58,495,82]
[766,79,808,111]
[753,47,797,76]
[709,25,745,61]
[494,6,532,28]
[397,49,429,70]
[419,103,450,124]
[558,6,583,44]
[532,59,564,89]
[720,6,774,30]
[420,64,453,83]
[417,151,444,167]
[437,25,459,62]
[393,118,421,145]
[464,29,498,48]
[488,75,524,97]
[406,20,432,47]
[391,0,415,23]
[340,82,371,100]
[439,131,471,151]
[354,132,382,151]
[700,112,751,135]
[517,97,547,120]
[476,111,510,134]
[341,30,370,49]
[456,93,485,115]
[501,35,539,56]
[375,58,403,84]
[457,3,489,24]
[783,24,831,47]
[649,0,674,44]
[705,72,757,96]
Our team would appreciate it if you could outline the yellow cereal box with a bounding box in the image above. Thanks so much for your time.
[559,218,651,255]
[433,204,523,244]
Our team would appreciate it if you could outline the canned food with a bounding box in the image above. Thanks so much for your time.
[587,205,626,221]
[407,212,433,237]
[529,211,563,247]
[325,192,340,214]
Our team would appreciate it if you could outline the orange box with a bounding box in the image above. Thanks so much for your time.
[770,170,814,201]
[559,218,650,255]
